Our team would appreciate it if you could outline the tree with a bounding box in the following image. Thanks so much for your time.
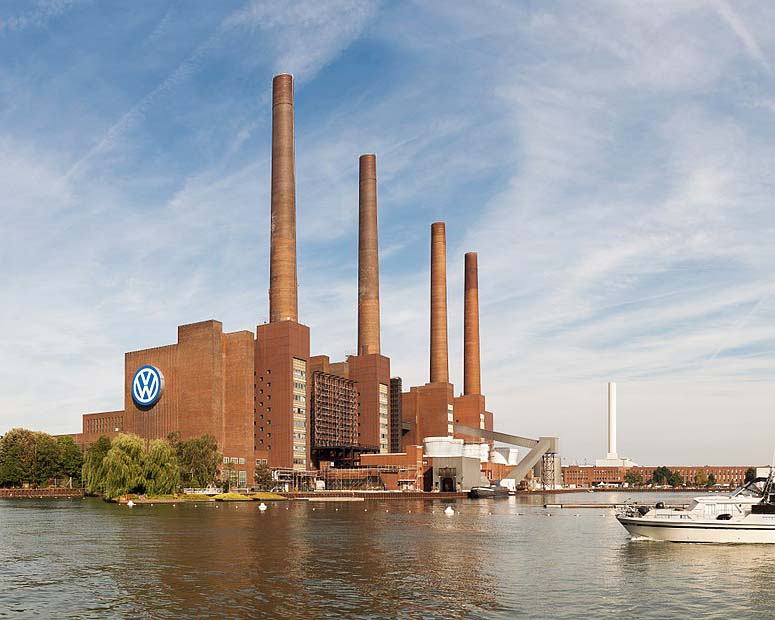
[694,470,708,487]
[707,473,717,487]
[652,466,671,485]
[102,434,145,498]
[82,436,112,494]
[32,433,61,486]
[745,467,757,483]
[254,464,273,490]
[56,436,84,485]
[668,470,684,487]
[624,471,643,487]
[144,439,180,496]
[175,435,221,487]
[0,429,37,487]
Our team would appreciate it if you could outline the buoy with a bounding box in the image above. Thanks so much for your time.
[444,506,454,515]
[259,503,267,512]
[127,499,135,508]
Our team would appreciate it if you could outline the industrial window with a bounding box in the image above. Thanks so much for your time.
[238,471,247,486]
[223,456,228,464]
[256,459,267,466]
[230,457,239,464]
[239,458,245,465]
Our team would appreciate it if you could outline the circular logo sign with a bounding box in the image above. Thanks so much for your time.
[132,365,164,407]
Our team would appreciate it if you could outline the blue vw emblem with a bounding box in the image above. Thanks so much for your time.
[132,365,164,407]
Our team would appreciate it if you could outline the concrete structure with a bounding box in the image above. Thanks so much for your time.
[595,382,636,468]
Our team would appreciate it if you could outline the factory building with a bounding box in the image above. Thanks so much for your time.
[64,72,499,487]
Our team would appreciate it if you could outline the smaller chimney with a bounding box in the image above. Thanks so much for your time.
[607,382,617,459]
[430,222,449,384]
[463,252,481,395]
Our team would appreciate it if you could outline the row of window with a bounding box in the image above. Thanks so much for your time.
[223,456,246,465]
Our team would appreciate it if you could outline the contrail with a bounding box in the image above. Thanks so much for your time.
[63,4,247,181]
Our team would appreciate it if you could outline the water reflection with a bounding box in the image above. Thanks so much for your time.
[4,495,775,620]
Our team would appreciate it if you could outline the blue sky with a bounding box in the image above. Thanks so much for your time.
[2,0,775,465]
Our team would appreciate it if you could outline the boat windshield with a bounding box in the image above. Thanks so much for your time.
[731,477,768,498]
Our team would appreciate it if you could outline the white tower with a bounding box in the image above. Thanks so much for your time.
[607,382,617,459]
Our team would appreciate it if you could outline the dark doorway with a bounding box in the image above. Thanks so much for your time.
[441,477,456,492]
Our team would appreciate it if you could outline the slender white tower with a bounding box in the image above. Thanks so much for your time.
[607,382,618,459]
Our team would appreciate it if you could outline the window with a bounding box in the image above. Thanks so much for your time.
[238,471,247,486]
[239,457,245,465]
[223,456,229,464]
[230,457,238,464]
[256,459,267,466]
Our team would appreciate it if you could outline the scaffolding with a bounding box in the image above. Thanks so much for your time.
[389,377,402,453]
[541,452,560,490]
[310,371,358,448]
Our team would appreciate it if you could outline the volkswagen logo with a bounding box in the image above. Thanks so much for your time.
[132,365,164,407]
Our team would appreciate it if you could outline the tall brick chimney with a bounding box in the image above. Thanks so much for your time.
[430,222,449,383]
[269,73,298,323]
[357,154,380,355]
[463,252,481,395]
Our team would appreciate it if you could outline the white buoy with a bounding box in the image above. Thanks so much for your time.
[259,502,267,512]
[127,499,135,508]
[444,506,454,516]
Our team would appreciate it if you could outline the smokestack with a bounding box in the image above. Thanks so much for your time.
[463,252,481,395]
[430,222,449,383]
[357,154,380,355]
[269,73,298,323]
[607,382,617,459]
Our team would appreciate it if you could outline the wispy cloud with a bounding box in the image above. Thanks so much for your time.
[2,1,775,465]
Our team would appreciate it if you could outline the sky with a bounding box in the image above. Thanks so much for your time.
[2,0,775,465]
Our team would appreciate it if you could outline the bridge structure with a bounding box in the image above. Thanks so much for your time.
[453,424,561,489]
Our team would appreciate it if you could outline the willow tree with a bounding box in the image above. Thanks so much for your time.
[82,436,112,495]
[144,439,180,496]
[103,434,145,498]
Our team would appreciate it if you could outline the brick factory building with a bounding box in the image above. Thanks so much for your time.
[63,72,497,487]
[563,464,758,488]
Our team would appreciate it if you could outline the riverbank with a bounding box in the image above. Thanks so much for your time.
[0,488,84,499]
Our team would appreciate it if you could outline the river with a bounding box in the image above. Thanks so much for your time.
[1,491,773,619]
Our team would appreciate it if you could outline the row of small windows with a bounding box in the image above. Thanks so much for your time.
[222,456,246,465]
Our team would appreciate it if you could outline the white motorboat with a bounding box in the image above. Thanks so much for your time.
[616,475,775,543]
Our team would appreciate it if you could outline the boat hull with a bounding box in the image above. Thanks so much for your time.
[618,516,775,544]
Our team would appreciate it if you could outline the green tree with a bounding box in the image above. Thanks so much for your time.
[82,436,112,494]
[668,470,684,487]
[254,464,273,490]
[175,435,221,487]
[32,433,61,486]
[0,428,37,487]
[56,436,84,485]
[694,470,708,487]
[624,471,643,487]
[143,439,180,495]
[652,466,671,485]
[707,473,717,487]
[745,467,757,483]
[102,434,145,498]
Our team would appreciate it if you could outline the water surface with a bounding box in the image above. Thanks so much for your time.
[1,492,772,619]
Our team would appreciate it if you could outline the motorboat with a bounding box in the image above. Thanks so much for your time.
[468,485,510,499]
[616,475,775,543]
